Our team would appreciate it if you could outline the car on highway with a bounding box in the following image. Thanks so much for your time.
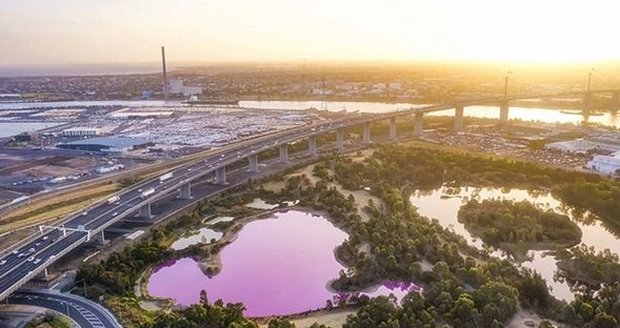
[42,236,49,241]
[35,242,41,247]
[18,253,26,258]
[81,211,88,216]
[0,260,6,265]
[33,258,41,264]
[28,248,35,253]
[137,188,143,192]
[12,250,18,255]
[27,256,35,262]
[112,212,118,217]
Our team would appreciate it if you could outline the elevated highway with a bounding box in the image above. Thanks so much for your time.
[0,89,619,305]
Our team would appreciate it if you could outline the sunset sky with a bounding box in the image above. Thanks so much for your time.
[1,0,619,66]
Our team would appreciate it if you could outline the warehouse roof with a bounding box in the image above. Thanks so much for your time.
[63,136,151,148]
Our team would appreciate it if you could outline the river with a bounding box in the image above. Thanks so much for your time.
[147,210,420,317]
[1,100,618,128]
[410,186,620,302]
[0,121,62,138]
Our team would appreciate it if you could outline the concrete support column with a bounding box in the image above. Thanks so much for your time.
[413,112,424,136]
[336,127,344,153]
[499,100,510,123]
[215,166,227,185]
[179,182,192,199]
[610,91,619,113]
[139,203,152,219]
[388,117,396,140]
[308,135,317,157]
[279,144,289,164]
[582,92,593,115]
[96,230,107,245]
[248,154,259,173]
[36,268,49,279]
[362,122,371,144]
[454,104,464,132]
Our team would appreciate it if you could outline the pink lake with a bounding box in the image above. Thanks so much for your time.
[147,210,419,317]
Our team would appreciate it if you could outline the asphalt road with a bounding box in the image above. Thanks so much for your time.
[9,289,122,328]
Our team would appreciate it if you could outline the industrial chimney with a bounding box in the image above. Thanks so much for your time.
[161,46,168,98]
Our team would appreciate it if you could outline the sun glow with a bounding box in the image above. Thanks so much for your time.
[1,0,619,65]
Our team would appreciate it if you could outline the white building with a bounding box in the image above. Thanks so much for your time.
[166,79,202,96]
[588,151,620,175]
[545,139,620,154]
[62,127,99,137]
[389,82,401,90]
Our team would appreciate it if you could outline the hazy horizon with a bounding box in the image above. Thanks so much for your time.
[2,0,620,68]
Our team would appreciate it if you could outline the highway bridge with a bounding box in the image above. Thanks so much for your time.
[0,89,619,308]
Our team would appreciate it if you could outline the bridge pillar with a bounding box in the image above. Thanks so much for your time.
[279,144,289,163]
[248,154,259,173]
[499,100,509,123]
[308,135,317,157]
[179,182,192,199]
[583,92,592,115]
[362,122,371,144]
[96,230,107,245]
[413,112,424,136]
[610,91,619,113]
[139,203,152,219]
[215,166,227,185]
[336,127,344,152]
[454,104,464,131]
[388,117,396,140]
[36,268,49,280]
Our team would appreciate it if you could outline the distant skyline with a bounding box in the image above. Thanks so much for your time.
[2,0,620,66]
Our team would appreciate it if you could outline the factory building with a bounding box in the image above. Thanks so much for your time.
[588,151,620,175]
[57,136,153,153]
[166,79,203,96]
[62,127,100,137]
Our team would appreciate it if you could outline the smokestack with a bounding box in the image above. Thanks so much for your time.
[161,46,168,98]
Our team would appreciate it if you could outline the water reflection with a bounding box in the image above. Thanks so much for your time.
[410,186,620,302]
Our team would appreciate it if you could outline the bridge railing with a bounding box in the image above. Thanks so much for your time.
[0,234,88,301]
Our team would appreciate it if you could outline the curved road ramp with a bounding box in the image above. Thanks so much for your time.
[8,289,122,328]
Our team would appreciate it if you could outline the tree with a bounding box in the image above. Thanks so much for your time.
[268,318,296,328]
[450,293,476,324]
[579,302,595,322]
[308,324,332,328]
[538,320,554,328]
[593,312,618,328]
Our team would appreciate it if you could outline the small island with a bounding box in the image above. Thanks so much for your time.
[458,199,582,257]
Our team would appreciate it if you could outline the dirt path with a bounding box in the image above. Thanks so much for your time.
[258,309,356,328]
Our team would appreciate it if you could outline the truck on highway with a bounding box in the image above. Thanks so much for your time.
[159,172,173,184]
[107,196,120,205]
[141,188,155,198]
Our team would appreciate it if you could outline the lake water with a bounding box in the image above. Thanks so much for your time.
[148,210,421,317]
[410,186,620,302]
[0,122,62,138]
[170,228,224,251]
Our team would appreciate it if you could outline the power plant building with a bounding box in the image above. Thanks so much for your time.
[166,79,203,96]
